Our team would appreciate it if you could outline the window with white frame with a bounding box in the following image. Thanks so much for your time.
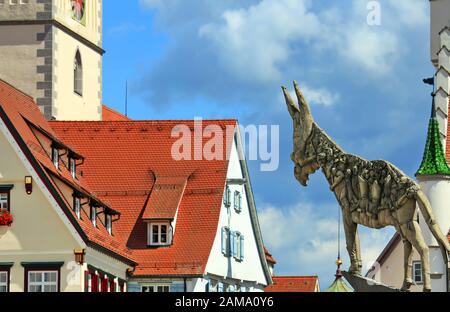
[223,185,231,208]
[231,231,244,261]
[0,271,8,292]
[106,214,112,235]
[207,280,218,292]
[217,282,224,292]
[90,206,97,227]
[27,271,58,292]
[413,261,423,284]
[52,148,59,169]
[74,196,81,219]
[148,223,172,246]
[0,192,9,211]
[234,191,242,212]
[221,227,231,256]
[142,285,170,292]
[69,158,77,179]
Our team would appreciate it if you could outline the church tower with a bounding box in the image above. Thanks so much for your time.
[0,0,103,121]
[415,0,450,292]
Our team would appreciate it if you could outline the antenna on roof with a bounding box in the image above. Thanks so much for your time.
[125,80,128,117]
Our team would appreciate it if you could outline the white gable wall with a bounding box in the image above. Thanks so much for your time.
[0,118,86,291]
[0,116,130,291]
[201,133,268,292]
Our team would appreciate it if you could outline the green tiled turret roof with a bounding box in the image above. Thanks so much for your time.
[324,259,353,292]
[324,276,353,292]
[416,98,450,176]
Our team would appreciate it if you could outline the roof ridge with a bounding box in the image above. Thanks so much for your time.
[273,275,318,279]
[49,119,238,123]
[0,79,35,101]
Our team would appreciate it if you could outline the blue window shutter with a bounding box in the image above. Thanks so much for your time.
[221,227,225,254]
[240,235,244,260]
[231,232,237,258]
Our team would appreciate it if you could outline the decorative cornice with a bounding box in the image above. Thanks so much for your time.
[434,87,449,96]
[21,261,64,269]
[0,262,14,269]
[0,20,104,55]
[437,45,450,56]
[435,65,450,76]
[416,174,450,181]
[0,185,14,191]
[438,25,450,36]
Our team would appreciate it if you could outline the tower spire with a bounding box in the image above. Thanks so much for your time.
[416,93,450,176]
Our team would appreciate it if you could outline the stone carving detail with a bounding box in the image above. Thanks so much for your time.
[283,81,450,292]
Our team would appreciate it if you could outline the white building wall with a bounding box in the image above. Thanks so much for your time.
[52,27,102,121]
[203,135,267,292]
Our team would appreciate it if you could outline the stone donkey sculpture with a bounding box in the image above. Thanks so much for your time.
[282,81,450,292]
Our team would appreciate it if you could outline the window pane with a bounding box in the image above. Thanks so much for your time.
[161,233,167,243]
[0,286,7,293]
[0,273,6,283]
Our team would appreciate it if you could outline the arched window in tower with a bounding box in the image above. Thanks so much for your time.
[74,50,83,96]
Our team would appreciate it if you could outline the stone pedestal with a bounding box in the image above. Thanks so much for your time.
[342,271,400,292]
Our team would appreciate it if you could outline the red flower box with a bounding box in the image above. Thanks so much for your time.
[0,209,13,226]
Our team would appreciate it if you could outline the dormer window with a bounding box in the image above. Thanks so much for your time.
[52,147,59,169]
[69,158,77,179]
[106,214,112,235]
[90,206,97,227]
[147,222,172,246]
[74,196,81,219]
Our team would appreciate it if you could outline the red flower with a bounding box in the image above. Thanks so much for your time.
[0,209,13,227]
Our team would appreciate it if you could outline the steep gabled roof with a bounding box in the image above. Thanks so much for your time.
[50,119,238,277]
[417,97,450,176]
[264,246,277,265]
[142,176,187,220]
[265,276,319,292]
[102,105,130,121]
[0,80,136,265]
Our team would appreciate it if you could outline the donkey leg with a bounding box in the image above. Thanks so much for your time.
[344,217,361,275]
[400,239,414,292]
[402,222,431,292]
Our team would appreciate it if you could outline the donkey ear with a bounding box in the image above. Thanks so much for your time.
[293,81,313,122]
[282,86,300,118]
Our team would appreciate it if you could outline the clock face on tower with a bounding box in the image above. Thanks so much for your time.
[71,0,86,25]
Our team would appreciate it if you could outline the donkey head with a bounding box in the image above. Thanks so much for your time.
[282,81,318,186]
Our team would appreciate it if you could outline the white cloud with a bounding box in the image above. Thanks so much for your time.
[301,85,340,107]
[259,202,394,283]
[386,0,428,28]
[196,0,426,81]
[199,0,321,82]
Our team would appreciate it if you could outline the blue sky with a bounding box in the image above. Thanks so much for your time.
[102,0,433,289]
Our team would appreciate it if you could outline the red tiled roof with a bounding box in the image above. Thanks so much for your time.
[50,118,237,276]
[0,80,135,265]
[265,276,319,292]
[142,176,187,220]
[102,105,129,121]
[264,246,276,264]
